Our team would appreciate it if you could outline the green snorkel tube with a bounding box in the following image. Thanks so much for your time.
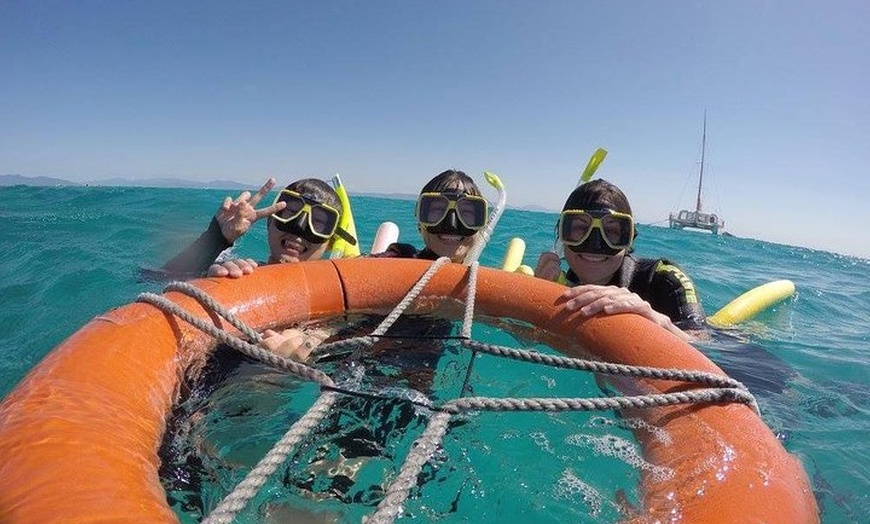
[579,147,608,185]
[465,171,506,264]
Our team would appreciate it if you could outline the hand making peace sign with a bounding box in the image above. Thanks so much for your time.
[216,177,287,243]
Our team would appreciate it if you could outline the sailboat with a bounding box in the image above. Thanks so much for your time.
[669,113,725,235]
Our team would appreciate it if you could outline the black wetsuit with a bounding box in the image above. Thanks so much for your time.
[563,256,795,394]
[563,254,707,331]
[373,243,439,261]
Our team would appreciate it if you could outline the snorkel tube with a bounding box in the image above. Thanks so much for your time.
[554,148,610,261]
[465,171,506,264]
[578,147,608,185]
[328,174,361,259]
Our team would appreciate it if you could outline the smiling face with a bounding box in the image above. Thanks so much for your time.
[267,217,330,263]
[266,179,340,264]
[564,248,625,285]
[559,179,633,284]
[416,173,484,263]
[420,226,479,263]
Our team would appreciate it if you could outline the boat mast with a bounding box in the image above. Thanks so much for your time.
[695,111,706,213]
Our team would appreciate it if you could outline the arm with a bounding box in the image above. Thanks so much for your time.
[647,261,708,332]
[534,251,562,282]
[157,178,286,278]
[160,217,233,277]
[560,284,692,341]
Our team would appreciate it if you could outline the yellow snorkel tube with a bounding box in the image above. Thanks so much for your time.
[579,148,608,185]
[328,174,361,258]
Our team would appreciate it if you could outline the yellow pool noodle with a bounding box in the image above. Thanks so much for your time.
[708,279,796,328]
[501,238,526,272]
[515,264,534,276]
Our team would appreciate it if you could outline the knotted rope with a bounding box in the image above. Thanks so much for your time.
[138,258,758,524]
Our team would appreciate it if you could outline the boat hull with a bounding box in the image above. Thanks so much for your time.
[669,209,725,234]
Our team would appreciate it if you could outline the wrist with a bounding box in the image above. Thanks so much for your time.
[208,217,236,246]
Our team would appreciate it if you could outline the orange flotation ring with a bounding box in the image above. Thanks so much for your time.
[0,258,818,523]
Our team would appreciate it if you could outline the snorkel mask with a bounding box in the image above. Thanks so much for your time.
[270,190,340,245]
[416,190,488,237]
[559,208,635,256]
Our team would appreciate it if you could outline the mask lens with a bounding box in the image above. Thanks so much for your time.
[417,194,449,226]
[270,190,340,241]
[275,193,306,221]
[560,212,594,244]
[417,192,488,230]
[600,214,632,248]
[560,209,634,249]
[455,196,487,229]
[309,205,339,237]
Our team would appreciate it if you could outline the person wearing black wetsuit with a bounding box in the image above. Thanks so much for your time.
[536,179,706,339]
[373,169,489,263]
[560,255,706,331]
[537,179,794,395]
[278,169,492,504]
[154,177,349,280]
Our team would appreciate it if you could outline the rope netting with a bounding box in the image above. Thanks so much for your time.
[137,258,757,524]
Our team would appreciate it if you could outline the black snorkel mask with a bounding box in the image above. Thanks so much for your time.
[270,190,341,245]
[558,207,635,257]
[416,191,488,238]
[271,212,330,245]
[565,229,622,256]
[423,211,478,237]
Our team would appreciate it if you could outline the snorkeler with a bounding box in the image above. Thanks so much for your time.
[373,169,489,263]
[159,177,352,278]
[535,179,706,340]
[253,169,493,505]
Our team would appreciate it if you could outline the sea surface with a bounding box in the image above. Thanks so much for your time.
[0,184,868,522]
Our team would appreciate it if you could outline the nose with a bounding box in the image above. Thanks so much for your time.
[585,228,606,251]
[293,212,309,232]
[445,210,459,229]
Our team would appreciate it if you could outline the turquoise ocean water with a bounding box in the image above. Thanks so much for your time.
[0,184,868,522]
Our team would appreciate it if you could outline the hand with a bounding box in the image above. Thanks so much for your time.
[207,258,258,278]
[260,328,322,362]
[216,177,287,243]
[561,284,691,341]
[535,251,562,282]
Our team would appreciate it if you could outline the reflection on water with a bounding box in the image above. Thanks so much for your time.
[158,314,653,523]
[157,313,822,524]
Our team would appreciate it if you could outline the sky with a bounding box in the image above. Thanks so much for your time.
[2,1,868,259]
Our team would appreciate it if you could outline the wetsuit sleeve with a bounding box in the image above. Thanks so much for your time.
[158,217,233,277]
[369,243,420,259]
[647,261,707,331]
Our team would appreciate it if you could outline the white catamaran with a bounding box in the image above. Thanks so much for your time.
[669,113,725,235]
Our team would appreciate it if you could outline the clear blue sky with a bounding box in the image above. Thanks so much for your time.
[2,1,868,258]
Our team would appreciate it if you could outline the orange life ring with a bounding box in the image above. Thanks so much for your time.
[0,258,818,523]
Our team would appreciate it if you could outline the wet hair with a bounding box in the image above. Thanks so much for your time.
[419,169,482,196]
[562,179,632,216]
[281,178,341,209]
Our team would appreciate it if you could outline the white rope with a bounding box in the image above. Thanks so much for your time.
[136,260,759,524]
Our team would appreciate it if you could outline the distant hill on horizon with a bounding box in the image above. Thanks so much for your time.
[0,174,75,187]
[2,174,554,212]
[0,174,250,190]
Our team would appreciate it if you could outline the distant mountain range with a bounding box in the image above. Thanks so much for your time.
[1,174,555,212]
[0,174,250,190]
